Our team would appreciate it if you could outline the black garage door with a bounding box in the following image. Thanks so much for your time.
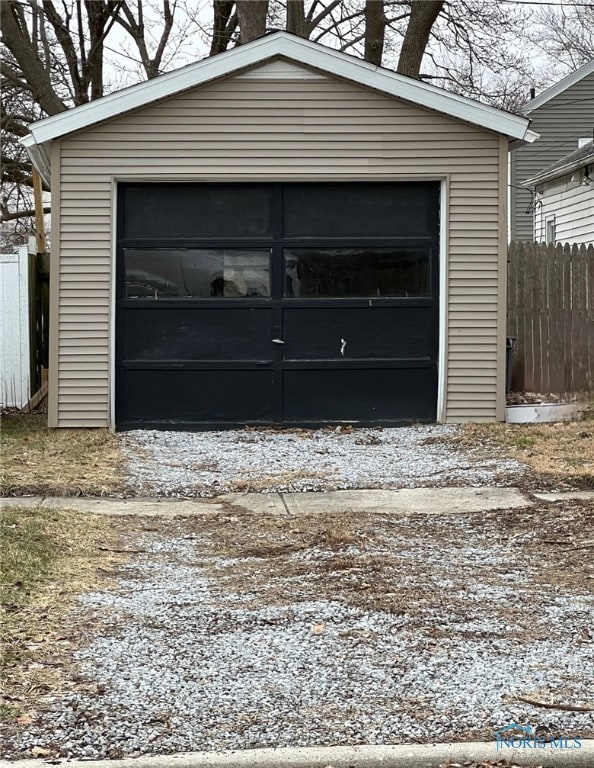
[116,182,440,429]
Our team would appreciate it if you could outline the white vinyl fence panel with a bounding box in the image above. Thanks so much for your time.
[0,247,30,408]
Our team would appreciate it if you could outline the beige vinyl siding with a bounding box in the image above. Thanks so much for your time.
[55,62,504,426]
[510,71,594,241]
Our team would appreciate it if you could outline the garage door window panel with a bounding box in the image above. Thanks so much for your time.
[122,184,272,240]
[124,249,271,299]
[283,183,435,239]
[284,248,430,298]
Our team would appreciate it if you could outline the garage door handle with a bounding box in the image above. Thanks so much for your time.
[272,338,284,345]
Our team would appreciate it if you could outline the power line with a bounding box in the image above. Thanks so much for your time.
[521,135,593,162]
[526,96,594,110]
[499,1,594,6]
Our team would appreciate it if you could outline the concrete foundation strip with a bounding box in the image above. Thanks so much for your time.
[0,487,540,517]
[2,742,594,768]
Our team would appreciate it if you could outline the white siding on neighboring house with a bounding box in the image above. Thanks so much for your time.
[535,179,594,246]
[50,63,508,427]
[0,247,30,408]
[510,66,594,241]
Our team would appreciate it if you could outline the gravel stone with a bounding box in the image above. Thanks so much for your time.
[2,428,588,758]
[120,425,527,497]
[3,515,592,759]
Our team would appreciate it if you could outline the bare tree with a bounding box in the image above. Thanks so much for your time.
[1,2,67,116]
[3,0,592,239]
[115,0,176,79]
[1,56,45,245]
[236,0,268,44]
[286,0,308,37]
[397,1,443,78]
[529,3,594,74]
[210,0,237,54]
[0,0,187,237]
[364,0,385,66]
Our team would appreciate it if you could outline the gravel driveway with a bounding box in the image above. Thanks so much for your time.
[121,425,528,496]
[3,497,592,759]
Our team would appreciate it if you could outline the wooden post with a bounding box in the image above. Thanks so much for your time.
[32,168,47,255]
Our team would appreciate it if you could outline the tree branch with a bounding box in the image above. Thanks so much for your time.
[309,0,342,33]
[1,205,51,223]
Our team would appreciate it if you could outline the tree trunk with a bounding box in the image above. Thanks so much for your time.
[210,0,237,54]
[397,0,444,78]
[364,0,385,66]
[236,0,268,44]
[1,2,67,115]
[85,1,108,100]
[287,0,308,38]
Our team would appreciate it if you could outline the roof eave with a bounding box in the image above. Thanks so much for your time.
[520,59,594,114]
[21,133,52,188]
[23,32,532,148]
[509,128,539,150]
[522,153,594,187]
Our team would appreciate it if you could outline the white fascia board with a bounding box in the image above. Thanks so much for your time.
[21,134,51,187]
[508,128,539,151]
[287,41,531,140]
[522,153,594,187]
[23,32,532,148]
[521,59,594,115]
[25,37,280,145]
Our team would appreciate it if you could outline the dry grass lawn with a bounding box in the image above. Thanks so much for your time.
[0,413,123,496]
[0,505,139,722]
[459,419,594,488]
[197,499,594,622]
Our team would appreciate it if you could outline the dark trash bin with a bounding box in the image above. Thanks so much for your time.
[506,336,516,393]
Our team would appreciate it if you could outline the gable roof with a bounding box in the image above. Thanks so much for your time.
[521,59,594,115]
[22,31,536,186]
[523,140,594,187]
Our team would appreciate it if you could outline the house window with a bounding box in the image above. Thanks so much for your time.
[545,218,556,245]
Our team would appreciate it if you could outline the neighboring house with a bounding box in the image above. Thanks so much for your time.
[523,140,594,246]
[21,32,535,430]
[510,59,594,242]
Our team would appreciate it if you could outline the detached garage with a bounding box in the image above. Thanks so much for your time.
[22,32,536,430]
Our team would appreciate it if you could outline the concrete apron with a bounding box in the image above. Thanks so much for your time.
[0,487,536,517]
[2,741,594,768]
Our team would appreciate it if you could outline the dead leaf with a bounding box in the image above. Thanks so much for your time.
[16,713,34,725]
[31,747,53,758]
[311,622,325,635]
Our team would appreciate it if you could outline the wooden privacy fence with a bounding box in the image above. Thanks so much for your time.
[508,241,594,396]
